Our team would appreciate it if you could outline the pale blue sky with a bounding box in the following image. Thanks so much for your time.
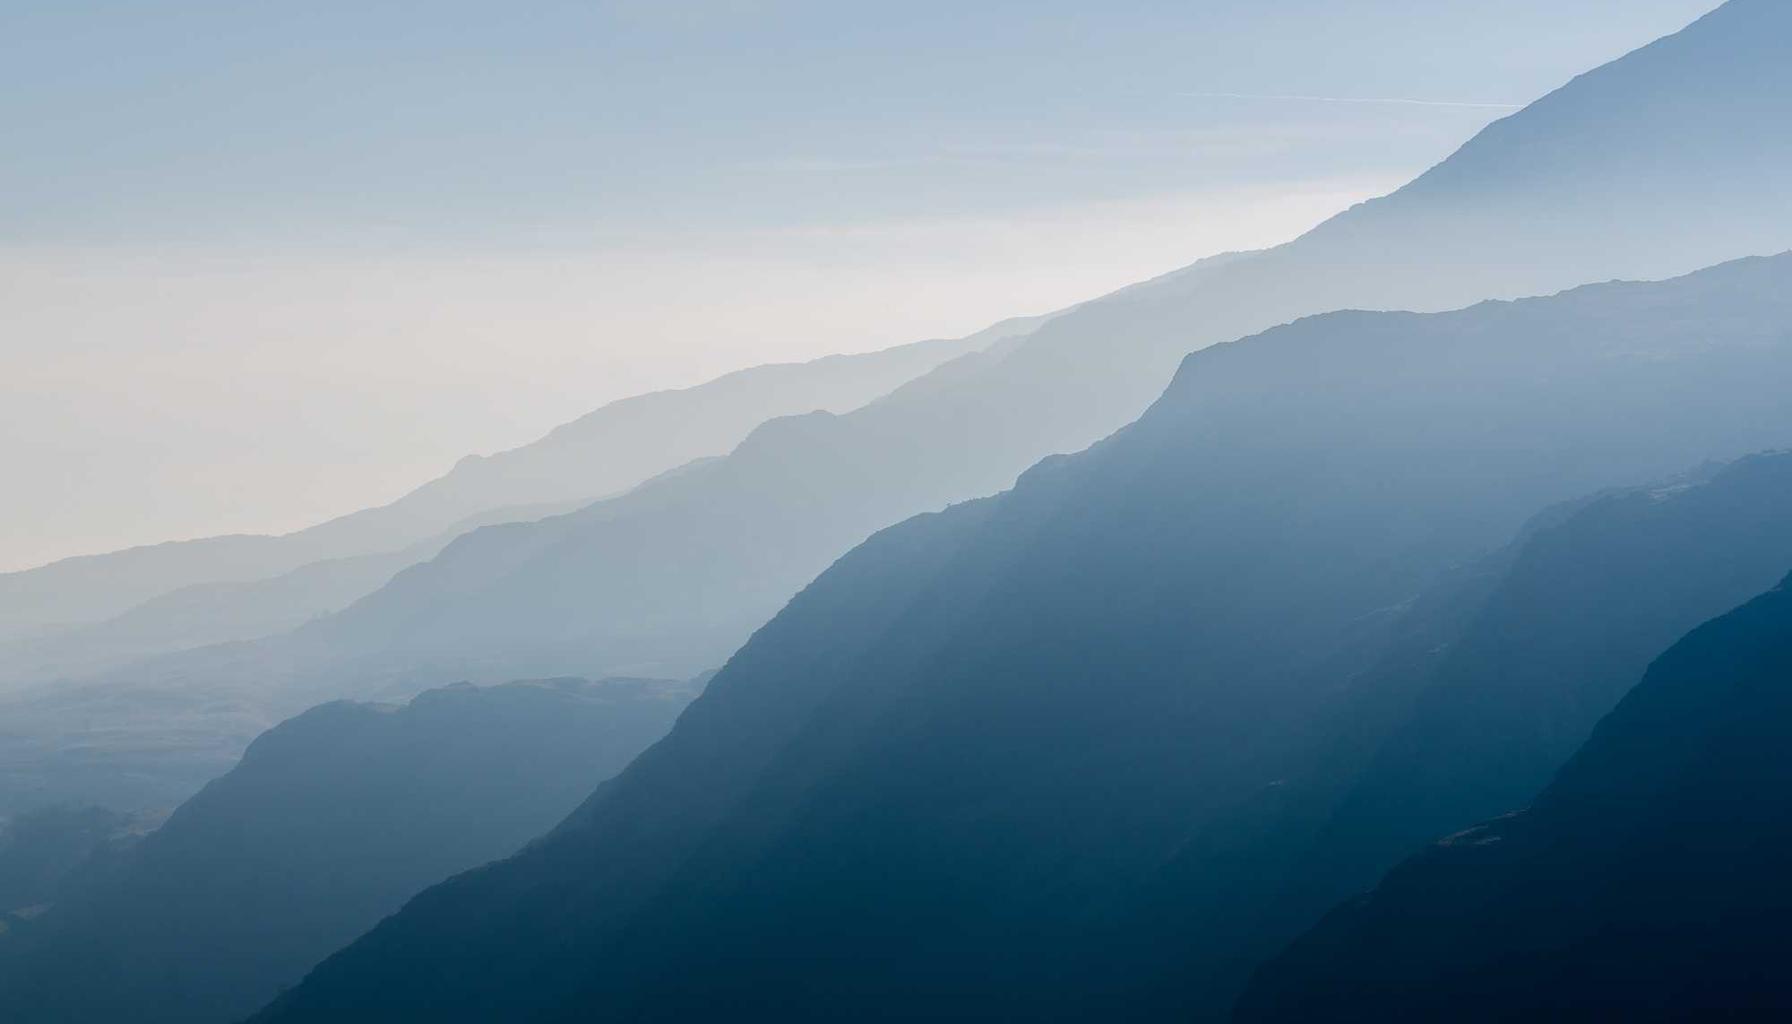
[1,0,1719,244]
[1,1,1722,568]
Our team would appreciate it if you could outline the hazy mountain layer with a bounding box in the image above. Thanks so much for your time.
[254,252,1792,1021]
[0,325,1021,643]
[10,1,1789,820]
[223,0,1792,693]
[1237,571,1792,1020]
[0,493,612,692]
[0,676,693,1024]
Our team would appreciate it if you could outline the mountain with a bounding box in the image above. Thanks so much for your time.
[1236,571,1792,1021]
[0,676,693,1024]
[0,805,149,924]
[1297,452,1792,897]
[19,0,1792,820]
[206,0,1792,694]
[0,496,591,691]
[0,547,429,689]
[0,324,1024,646]
[1118,449,1792,1015]
[252,252,1792,1022]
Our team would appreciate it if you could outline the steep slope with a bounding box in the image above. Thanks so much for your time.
[0,676,693,1024]
[226,0,1792,694]
[1300,452,1792,895]
[1122,450,1792,1014]
[0,324,1021,642]
[256,254,1792,1021]
[1237,572,1792,1021]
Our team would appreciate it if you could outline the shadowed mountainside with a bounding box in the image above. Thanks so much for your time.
[0,676,694,1024]
[1237,571,1792,1020]
[255,252,1792,1022]
[1117,449,1792,1014]
[0,805,151,924]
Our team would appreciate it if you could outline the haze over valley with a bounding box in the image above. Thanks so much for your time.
[5,3,1792,1021]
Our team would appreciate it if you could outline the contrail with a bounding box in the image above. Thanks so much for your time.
[1180,91,1522,110]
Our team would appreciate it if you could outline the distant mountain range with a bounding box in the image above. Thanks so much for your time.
[0,676,692,1024]
[0,320,1034,660]
[251,243,1792,1021]
[18,0,1787,824]
[0,500,577,690]
[1238,569,1792,1020]
[279,0,1792,693]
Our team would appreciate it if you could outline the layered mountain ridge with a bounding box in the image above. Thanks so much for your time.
[0,323,1027,650]
[0,4,1784,1020]
[1237,569,1792,1020]
[94,0,1792,715]
[1118,447,1792,1016]
[256,248,1792,1021]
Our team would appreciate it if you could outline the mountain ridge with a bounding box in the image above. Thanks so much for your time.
[254,247,1792,1021]
[0,320,1039,644]
[1236,567,1792,1020]
[13,0,1792,831]
[247,0,1792,691]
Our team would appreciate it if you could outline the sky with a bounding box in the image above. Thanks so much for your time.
[0,0,1722,572]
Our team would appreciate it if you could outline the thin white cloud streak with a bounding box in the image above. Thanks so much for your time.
[1179,91,1522,110]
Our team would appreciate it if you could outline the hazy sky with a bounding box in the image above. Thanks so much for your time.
[1,1,1720,571]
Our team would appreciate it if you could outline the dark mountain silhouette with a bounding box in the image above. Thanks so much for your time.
[1236,571,1792,1021]
[253,252,1792,1022]
[0,676,692,1024]
[0,325,1020,647]
[1119,449,1792,1015]
[1301,452,1792,897]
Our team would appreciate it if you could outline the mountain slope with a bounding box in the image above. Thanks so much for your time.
[0,805,148,923]
[1121,449,1792,1014]
[225,0,1792,694]
[1237,571,1792,1020]
[15,0,1792,837]
[0,676,693,1024]
[1299,452,1792,896]
[0,324,1024,643]
[256,253,1792,1021]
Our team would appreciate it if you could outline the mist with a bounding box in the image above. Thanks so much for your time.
[12,4,1792,1023]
